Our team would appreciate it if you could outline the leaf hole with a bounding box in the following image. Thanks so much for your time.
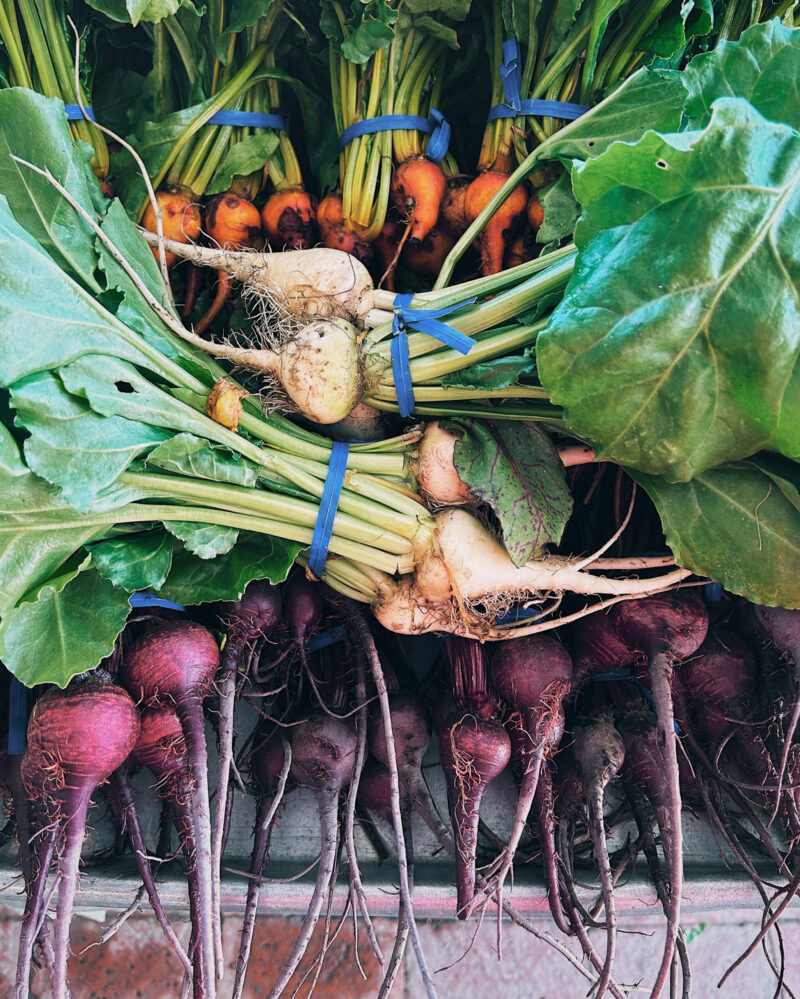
[115,381,135,394]
[656,159,669,169]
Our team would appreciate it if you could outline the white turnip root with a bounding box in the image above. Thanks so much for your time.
[573,718,626,999]
[138,235,382,324]
[18,681,140,999]
[373,509,692,638]
[266,713,357,999]
[122,621,220,994]
[611,592,707,999]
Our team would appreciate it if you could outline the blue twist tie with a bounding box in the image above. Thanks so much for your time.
[129,592,187,612]
[487,38,590,123]
[338,109,450,163]
[308,442,350,577]
[64,105,96,121]
[206,109,287,130]
[8,679,28,755]
[391,294,476,417]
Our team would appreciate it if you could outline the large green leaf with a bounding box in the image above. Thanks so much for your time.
[0,197,174,387]
[206,132,281,196]
[0,567,133,688]
[10,372,170,511]
[159,532,302,603]
[0,90,102,289]
[538,100,800,481]
[543,68,687,164]
[632,456,800,608]
[147,433,259,486]
[0,426,109,621]
[90,529,174,591]
[683,20,800,131]
[447,419,572,566]
[165,521,239,558]
[441,355,536,391]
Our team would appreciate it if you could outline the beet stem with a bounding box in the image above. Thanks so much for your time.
[15,824,58,999]
[345,657,384,968]
[211,650,239,964]
[52,795,90,999]
[378,810,413,999]
[648,651,683,999]
[178,700,218,996]
[586,781,617,999]
[232,740,291,999]
[111,769,192,975]
[348,606,437,999]
[265,793,340,999]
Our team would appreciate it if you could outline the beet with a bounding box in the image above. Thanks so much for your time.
[18,682,139,999]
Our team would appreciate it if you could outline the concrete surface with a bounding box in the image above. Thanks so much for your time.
[1,900,797,998]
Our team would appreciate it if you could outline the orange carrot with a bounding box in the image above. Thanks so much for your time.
[439,176,472,238]
[390,156,447,245]
[528,192,544,231]
[316,192,373,263]
[464,168,528,276]
[142,189,202,269]
[261,188,318,249]
[195,193,262,334]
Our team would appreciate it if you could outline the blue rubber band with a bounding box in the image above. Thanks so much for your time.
[129,592,187,612]
[391,293,477,418]
[487,39,590,123]
[64,105,96,121]
[307,625,347,652]
[338,109,450,163]
[206,109,287,130]
[8,679,28,755]
[308,442,350,578]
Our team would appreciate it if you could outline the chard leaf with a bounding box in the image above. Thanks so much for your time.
[90,530,174,590]
[0,90,102,289]
[683,20,800,131]
[159,532,302,603]
[448,419,572,565]
[0,197,176,386]
[206,132,281,195]
[542,68,686,163]
[0,567,133,688]
[441,355,536,391]
[340,0,398,62]
[536,170,580,244]
[405,0,470,18]
[147,434,259,486]
[538,100,800,481]
[0,426,108,620]
[112,98,216,215]
[10,371,170,511]
[632,456,800,608]
[58,355,230,446]
[165,522,239,558]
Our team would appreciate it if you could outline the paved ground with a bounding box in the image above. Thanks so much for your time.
[1,902,798,998]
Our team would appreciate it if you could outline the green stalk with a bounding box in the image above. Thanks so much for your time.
[366,384,548,403]
[436,94,614,287]
[121,471,416,556]
[367,253,575,353]
[145,44,268,214]
[362,400,564,421]
[0,1,32,87]
[163,15,199,91]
